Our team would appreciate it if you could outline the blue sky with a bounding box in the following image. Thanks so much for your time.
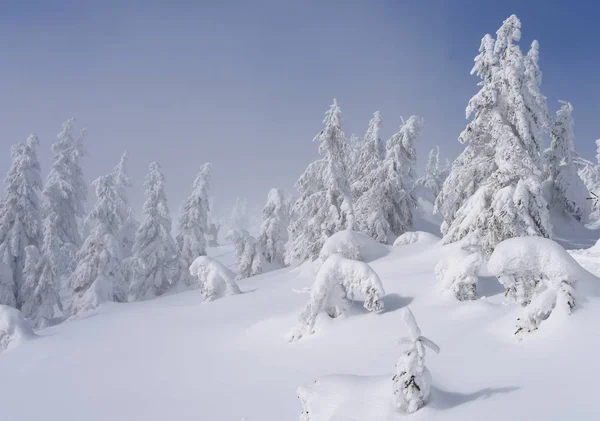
[0,0,598,218]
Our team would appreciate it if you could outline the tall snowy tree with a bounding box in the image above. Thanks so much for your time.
[229,197,249,232]
[286,99,354,264]
[416,146,448,199]
[68,173,125,314]
[435,15,552,257]
[0,135,43,309]
[112,151,138,258]
[544,101,590,222]
[353,116,423,243]
[129,162,177,300]
[41,119,87,277]
[351,111,384,197]
[176,163,211,286]
[226,229,264,280]
[258,188,289,265]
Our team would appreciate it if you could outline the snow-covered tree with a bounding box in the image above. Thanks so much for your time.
[189,255,241,302]
[393,308,440,413]
[20,245,60,327]
[351,111,384,198]
[287,99,354,264]
[434,240,483,301]
[229,197,249,232]
[258,188,289,265]
[0,135,43,308]
[130,162,177,300]
[112,151,138,258]
[226,229,264,280]
[176,163,211,286]
[289,253,384,341]
[523,40,551,153]
[416,146,448,199]
[435,16,552,257]
[544,101,590,222]
[42,119,88,277]
[353,116,423,243]
[68,173,125,314]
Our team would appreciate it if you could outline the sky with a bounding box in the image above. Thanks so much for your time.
[0,0,598,222]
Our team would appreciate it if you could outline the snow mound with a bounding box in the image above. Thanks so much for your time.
[0,305,36,353]
[290,254,385,341]
[393,231,440,247]
[189,256,241,302]
[319,230,389,263]
[297,374,395,421]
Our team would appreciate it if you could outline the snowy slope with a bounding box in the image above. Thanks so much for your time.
[1,238,600,421]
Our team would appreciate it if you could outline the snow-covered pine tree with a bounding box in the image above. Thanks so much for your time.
[351,111,384,198]
[129,162,177,300]
[286,99,354,264]
[42,119,87,277]
[416,146,449,199]
[176,163,212,286]
[229,197,249,232]
[258,188,289,265]
[393,308,440,413]
[543,101,590,222]
[20,245,60,327]
[0,135,43,308]
[353,116,423,243]
[435,15,552,257]
[69,173,125,314]
[226,229,264,280]
[112,151,138,258]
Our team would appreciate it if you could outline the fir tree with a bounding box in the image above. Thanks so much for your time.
[258,188,289,265]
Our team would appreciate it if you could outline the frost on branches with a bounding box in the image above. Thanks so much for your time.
[287,99,354,264]
[353,116,423,244]
[42,119,88,277]
[435,16,552,257]
[289,254,384,341]
[435,239,483,301]
[226,229,264,279]
[488,237,579,338]
[176,163,212,286]
[130,162,177,300]
[189,256,241,302]
[0,135,43,309]
[393,308,440,414]
[69,174,125,315]
[258,188,290,266]
[543,101,590,222]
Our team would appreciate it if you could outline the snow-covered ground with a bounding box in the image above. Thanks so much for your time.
[2,233,600,421]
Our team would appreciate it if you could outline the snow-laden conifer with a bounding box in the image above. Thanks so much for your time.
[41,119,87,277]
[351,111,384,199]
[0,135,43,308]
[226,229,264,279]
[353,116,423,243]
[416,146,448,199]
[69,173,125,314]
[393,308,440,413]
[130,162,177,300]
[229,197,249,232]
[20,245,60,327]
[176,163,211,286]
[189,255,241,302]
[287,99,354,264]
[258,188,289,265]
[544,101,590,222]
[435,16,551,257]
[112,151,138,258]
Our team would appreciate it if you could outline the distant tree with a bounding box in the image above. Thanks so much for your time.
[112,151,138,258]
[416,146,448,199]
[258,188,289,265]
[229,197,249,232]
[41,119,87,277]
[207,223,220,247]
[351,111,384,198]
[176,163,212,286]
[0,135,43,308]
[286,99,354,264]
[130,162,177,300]
[226,229,264,280]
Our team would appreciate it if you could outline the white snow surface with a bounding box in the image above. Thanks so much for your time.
[393,230,441,247]
[2,236,600,420]
[319,229,389,263]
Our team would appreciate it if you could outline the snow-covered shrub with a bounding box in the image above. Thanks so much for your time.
[319,230,389,263]
[0,305,36,352]
[226,229,264,279]
[20,245,59,328]
[393,308,440,414]
[289,254,385,341]
[189,256,241,302]
[393,231,441,247]
[258,188,290,265]
[488,237,581,337]
[435,242,483,301]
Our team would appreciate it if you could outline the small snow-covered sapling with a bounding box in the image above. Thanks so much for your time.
[393,308,440,414]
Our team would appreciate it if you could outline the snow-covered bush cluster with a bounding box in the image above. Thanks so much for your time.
[226,229,264,280]
[189,256,241,302]
[289,253,385,341]
[0,305,36,353]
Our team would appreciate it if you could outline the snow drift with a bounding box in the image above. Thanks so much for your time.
[0,305,36,353]
[319,230,389,263]
[393,231,441,247]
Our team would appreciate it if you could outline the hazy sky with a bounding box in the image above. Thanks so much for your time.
[0,0,598,221]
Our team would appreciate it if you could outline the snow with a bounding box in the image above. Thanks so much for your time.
[189,255,241,302]
[319,230,389,263]
[393,231,441,247]
[0,305,36,353]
